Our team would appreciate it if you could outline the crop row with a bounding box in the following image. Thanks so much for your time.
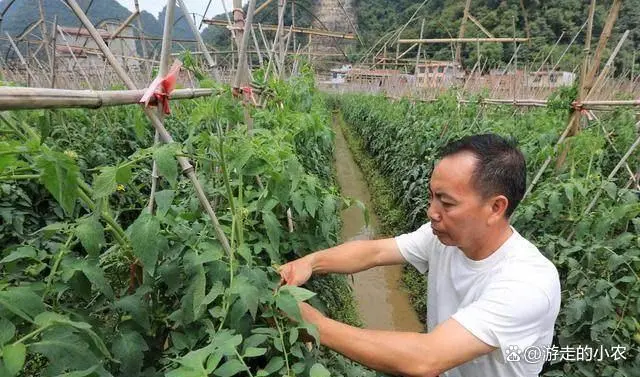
[335,91,640,377]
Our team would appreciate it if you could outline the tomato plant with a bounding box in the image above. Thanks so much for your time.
[0,71,374,377]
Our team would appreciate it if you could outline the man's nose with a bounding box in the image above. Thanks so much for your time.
[427,203,441,222]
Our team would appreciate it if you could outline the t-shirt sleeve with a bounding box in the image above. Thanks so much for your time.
[451,280,551,355]
[394,223,436,274]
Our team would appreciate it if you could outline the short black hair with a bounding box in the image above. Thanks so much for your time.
[439,134,526,217]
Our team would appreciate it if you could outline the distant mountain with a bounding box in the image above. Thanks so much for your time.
[0,0,201,57]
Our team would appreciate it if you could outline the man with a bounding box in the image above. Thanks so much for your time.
[279,134,561,377]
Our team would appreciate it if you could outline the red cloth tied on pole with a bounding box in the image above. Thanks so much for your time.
[140,60,183,114]
[571,100,594,121]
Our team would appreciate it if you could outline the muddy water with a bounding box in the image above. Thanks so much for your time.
[333,117,424,332]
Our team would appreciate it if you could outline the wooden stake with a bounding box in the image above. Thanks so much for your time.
[455,0,472,64]
[415,19,425,73]
[233,0,257,89]
[50,15,57,88]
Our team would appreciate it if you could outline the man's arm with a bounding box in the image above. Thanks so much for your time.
[280,238,405,286]
[300,303,495,377]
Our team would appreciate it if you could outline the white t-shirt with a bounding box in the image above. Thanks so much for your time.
[395,223,561,377]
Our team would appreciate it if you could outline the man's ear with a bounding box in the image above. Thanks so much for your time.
[487,195,509,224]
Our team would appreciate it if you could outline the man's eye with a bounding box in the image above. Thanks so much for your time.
[442,202,454,207]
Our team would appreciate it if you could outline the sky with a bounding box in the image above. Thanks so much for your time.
[116,0,247,26]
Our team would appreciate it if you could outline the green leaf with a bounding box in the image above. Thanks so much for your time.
[116,164,132,184]
[36,151,79,215]
[259,356,284,375]
[154,143,179,186]
[114,289,151,331]
[112,330,148,377]
[243,334,268,349]
[213,359,246,377]
[51,365,100,377]
[35,312,90,329]
[2,343,26,377]
[77,260,114,299]
[309,363,330,377]
[592,295,614,323]
[0,286,45,323]
[242,347,266,358]
[276,291,301,322]
[154,190,175,217]
[230,275,260,320]
[289,327,299,345]
[33,312,111,359]
[0,317,15,345]
[127,213,164,276]
[0,246,37,264]
[603,181,618,200]
[291,191,304,215]
[262,210,281,253]
[29,329,99,373]
[181,262,206,324]
[304,195,318,217]
[92,166,118,199]
[75,218,105,257]
[548,192,562,217]
[279,286,316,302]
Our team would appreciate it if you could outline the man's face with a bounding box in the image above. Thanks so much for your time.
[427,152,493,249]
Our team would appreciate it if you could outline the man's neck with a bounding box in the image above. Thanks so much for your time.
[461,224,514,261]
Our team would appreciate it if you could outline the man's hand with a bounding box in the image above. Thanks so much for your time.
[278,256,314,286]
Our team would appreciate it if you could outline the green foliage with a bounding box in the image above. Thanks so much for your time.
[353,0,640,72]
[336,91,640,376]
[0,73,369,376]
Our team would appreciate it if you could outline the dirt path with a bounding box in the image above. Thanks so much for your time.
[333,116,423,332]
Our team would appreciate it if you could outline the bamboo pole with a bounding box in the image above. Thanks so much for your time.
[148,0,176,213]
[50,15,57,88]
[177,0,217,71]
[415,19,425,74]
[16,19,42,41]
[588,30,629,98]
[110,10,139,40]
[5,32,37,85]
[400,37,528,44]
[233,0,257,89]
[251,27,264,68]
[583,0,622,94]
[580,0,596,99]
[556,1,622,170]
[57,26,93,89]
[455,0,472,64]
[467,14,495,38]
[203,19,357,39]
[133,0,149,75]
[255,0,275,15]
[65,0,232,256]
[0,87,214,110]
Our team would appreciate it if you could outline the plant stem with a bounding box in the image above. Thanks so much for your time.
[12,324,52,346]
[273,315,291,376]
[0,174,40,181]
[234,348,255,377]
[77,187,128,248]
[43,233,75,300]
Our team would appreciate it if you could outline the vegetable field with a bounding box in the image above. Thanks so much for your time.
[0,71,375,377]
[335,92,640,377]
